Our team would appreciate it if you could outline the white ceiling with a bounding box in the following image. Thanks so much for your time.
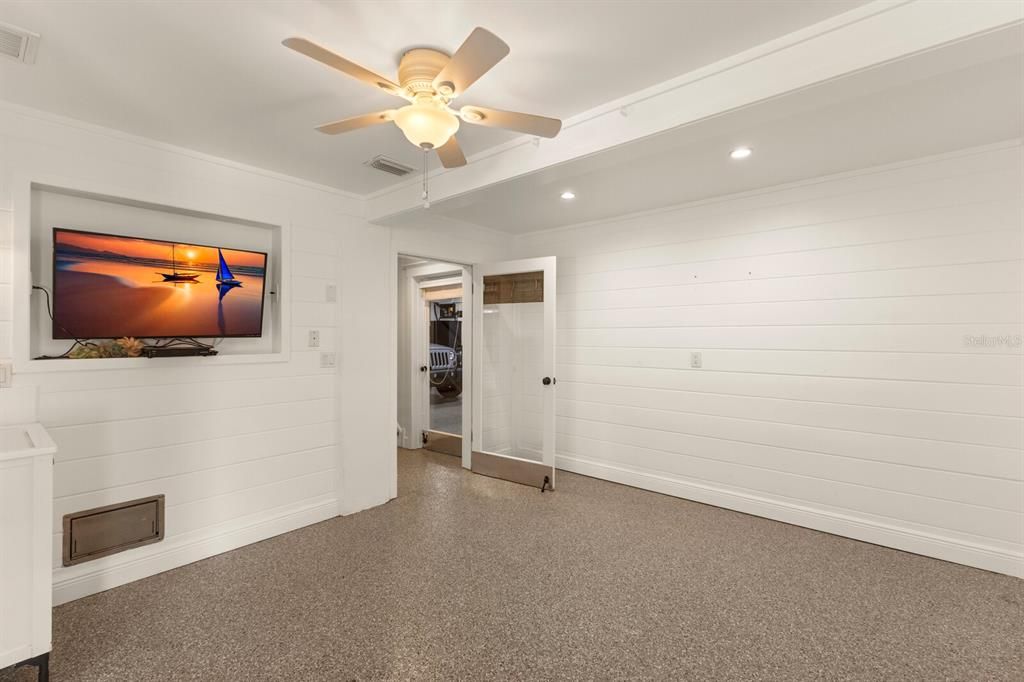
[410,26,1024,234]
[0,0,867,194]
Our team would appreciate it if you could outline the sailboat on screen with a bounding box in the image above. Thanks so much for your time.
[215,248,243,287]
[158,244,200,282]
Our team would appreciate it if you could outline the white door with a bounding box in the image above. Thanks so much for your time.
[471,257,556,490]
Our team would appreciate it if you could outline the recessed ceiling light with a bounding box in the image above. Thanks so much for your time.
[730,146,752,160]
[560,191,576,200]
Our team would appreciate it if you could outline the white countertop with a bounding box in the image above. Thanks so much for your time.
[0,422,57,462]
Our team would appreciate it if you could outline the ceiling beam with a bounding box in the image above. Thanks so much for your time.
[366,0,1023,223]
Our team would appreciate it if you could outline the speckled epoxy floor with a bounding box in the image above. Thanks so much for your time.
[3,448,1022,681]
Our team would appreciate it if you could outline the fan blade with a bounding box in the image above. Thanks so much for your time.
[436,136,467,168]
[432,28,509,97]
[315,111,395,135]
[283,37,405,98]
[459,106,562,138]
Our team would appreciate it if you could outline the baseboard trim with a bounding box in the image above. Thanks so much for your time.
[556,455,1023,578]
[53,497,339,605]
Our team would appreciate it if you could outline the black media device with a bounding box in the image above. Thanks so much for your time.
[141,346,219,358]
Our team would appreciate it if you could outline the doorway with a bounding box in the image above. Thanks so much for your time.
[394,252,557,493]
[396,255,472,467]
[423,280,463,456]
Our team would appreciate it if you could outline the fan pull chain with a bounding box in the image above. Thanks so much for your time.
[422,149,430,209]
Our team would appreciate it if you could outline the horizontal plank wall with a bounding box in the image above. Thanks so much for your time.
[0,103,384,604]
[516,142,1024,577]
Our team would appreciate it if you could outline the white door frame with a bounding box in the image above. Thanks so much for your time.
[410,285,430,449]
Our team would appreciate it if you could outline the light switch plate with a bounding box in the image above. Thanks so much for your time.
[0,362,11,387]
[325,284,337,302]
[320,352,336,368]
[308,329,320,348]
[690,352,702,369]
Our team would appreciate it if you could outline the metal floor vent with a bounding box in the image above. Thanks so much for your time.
[62,495,164,566]
[0,21,39,64]
[365,155,414,177]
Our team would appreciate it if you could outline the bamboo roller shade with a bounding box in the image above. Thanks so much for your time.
[483,271,544,304]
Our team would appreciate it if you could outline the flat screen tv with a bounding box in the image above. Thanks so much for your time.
[52,228,268,339]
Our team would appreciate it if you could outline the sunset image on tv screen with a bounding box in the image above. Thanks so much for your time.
[53,228,268,339]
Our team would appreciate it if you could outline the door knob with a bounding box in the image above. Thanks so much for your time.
[420,365,428,372]
[542,376,552,386]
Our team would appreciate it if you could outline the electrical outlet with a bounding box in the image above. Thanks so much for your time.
[325,284,337,302]
[320,352,336,368]
[308,329,320,348]
[0,362,11,388]
[690,352,702,369]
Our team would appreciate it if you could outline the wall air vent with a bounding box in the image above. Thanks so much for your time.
[365,155,414,177]
[0,21,39,64]
[62,495,164,566]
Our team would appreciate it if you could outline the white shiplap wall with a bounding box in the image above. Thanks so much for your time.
[516,142,1024,576]
[0,103,396,604]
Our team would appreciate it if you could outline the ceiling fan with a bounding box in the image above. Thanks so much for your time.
[283,28,562,169]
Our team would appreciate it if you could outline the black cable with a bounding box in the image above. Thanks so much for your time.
[150,337,213,350]
[33,284,52,318]
[31,285,94,359]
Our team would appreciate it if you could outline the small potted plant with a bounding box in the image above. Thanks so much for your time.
[69,337,145,359]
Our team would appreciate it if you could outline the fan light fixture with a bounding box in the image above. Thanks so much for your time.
[394,100,460,149]
[730,146,752,160]
[282,28,562,169]
[560,191,576,200]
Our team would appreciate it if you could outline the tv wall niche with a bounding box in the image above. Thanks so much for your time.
[27,184,286,364]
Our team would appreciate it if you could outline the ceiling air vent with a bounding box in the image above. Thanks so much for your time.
[365,155,414,177]
[0,21,39,64]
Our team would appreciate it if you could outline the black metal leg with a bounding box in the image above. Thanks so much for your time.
[14,653,49,682]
